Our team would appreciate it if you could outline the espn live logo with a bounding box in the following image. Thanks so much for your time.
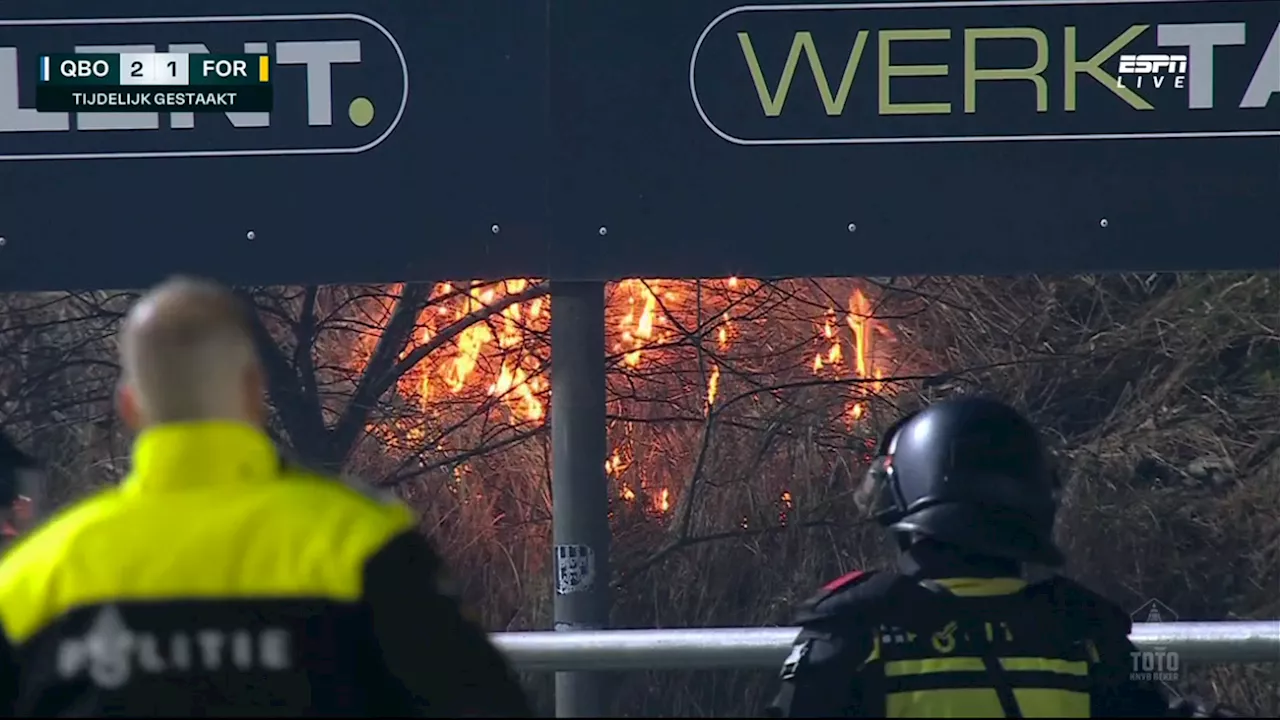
[1116,54,1188,89]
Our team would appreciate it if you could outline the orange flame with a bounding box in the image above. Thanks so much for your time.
[706,364,721,412]
[357,279,893,515]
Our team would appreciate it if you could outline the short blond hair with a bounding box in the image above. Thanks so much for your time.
[119,276,261,423]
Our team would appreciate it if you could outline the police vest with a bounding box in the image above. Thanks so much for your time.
[0,421,416,716]
[813,572,1109,718]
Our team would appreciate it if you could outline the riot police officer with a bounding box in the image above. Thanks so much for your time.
[767,397,1241,718]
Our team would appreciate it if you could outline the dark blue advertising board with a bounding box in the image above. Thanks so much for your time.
[0,1,550,290]
[0,0,1277,290]
[550,0,1280,279]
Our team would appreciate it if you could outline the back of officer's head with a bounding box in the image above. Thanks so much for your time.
[870,397,1063,567]
[117,276,265,431]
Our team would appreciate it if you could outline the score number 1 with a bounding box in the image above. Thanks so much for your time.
[118,53,191,86]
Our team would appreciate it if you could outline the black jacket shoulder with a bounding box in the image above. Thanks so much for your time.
[360,530,532,718]
[1025,575,1134,639]
[793,570,912,627]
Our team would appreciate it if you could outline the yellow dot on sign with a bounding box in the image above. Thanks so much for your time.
[348,97,375,127]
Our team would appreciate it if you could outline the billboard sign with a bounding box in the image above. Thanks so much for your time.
[0,0,549,291]
[548,0,1279,279]
[688,1,1280,145]
[0,14,408,161]
[0,0,1276,290]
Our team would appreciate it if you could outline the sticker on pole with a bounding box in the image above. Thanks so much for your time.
[554,544,596,595]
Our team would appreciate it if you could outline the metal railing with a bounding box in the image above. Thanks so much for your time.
[493,622,1280,672]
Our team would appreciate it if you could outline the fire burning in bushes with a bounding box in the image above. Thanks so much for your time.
[352,278,897,521]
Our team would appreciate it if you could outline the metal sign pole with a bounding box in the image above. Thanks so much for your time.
[549,281,611,717]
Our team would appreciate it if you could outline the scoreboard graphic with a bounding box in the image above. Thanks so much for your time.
[36,53,272,112]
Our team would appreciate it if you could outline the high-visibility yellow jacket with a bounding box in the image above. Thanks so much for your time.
[0,421,530,718]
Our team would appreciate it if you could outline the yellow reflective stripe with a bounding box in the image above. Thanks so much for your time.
[887,657,986,675]
[1001,657,1088,675]
[885,656,1088,676]
[0,474,414,644]
[888,688,1006,717]
[931,577,1027,597]
[883,656,1092,717]
[1012,689,1090,717]
[886,688,1090,718]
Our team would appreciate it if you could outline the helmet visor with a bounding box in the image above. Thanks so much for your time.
[855,455,902,523]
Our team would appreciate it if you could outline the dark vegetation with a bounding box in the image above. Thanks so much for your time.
[1,272,1276,717]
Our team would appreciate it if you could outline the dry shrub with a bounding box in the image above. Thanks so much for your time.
[1,271,1275,717]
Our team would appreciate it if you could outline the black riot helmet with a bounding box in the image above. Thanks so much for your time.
[857,398,1065,567]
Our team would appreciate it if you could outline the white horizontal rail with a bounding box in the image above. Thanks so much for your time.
[493,622,1280,672]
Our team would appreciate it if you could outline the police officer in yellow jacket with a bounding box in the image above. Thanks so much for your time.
[0,277,533,717]
[767,397,1241,719]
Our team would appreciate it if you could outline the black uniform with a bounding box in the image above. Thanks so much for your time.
[0,432,34,512]
[0,421,532,717]
[0,432,39,548]
[769,397,1241,719]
